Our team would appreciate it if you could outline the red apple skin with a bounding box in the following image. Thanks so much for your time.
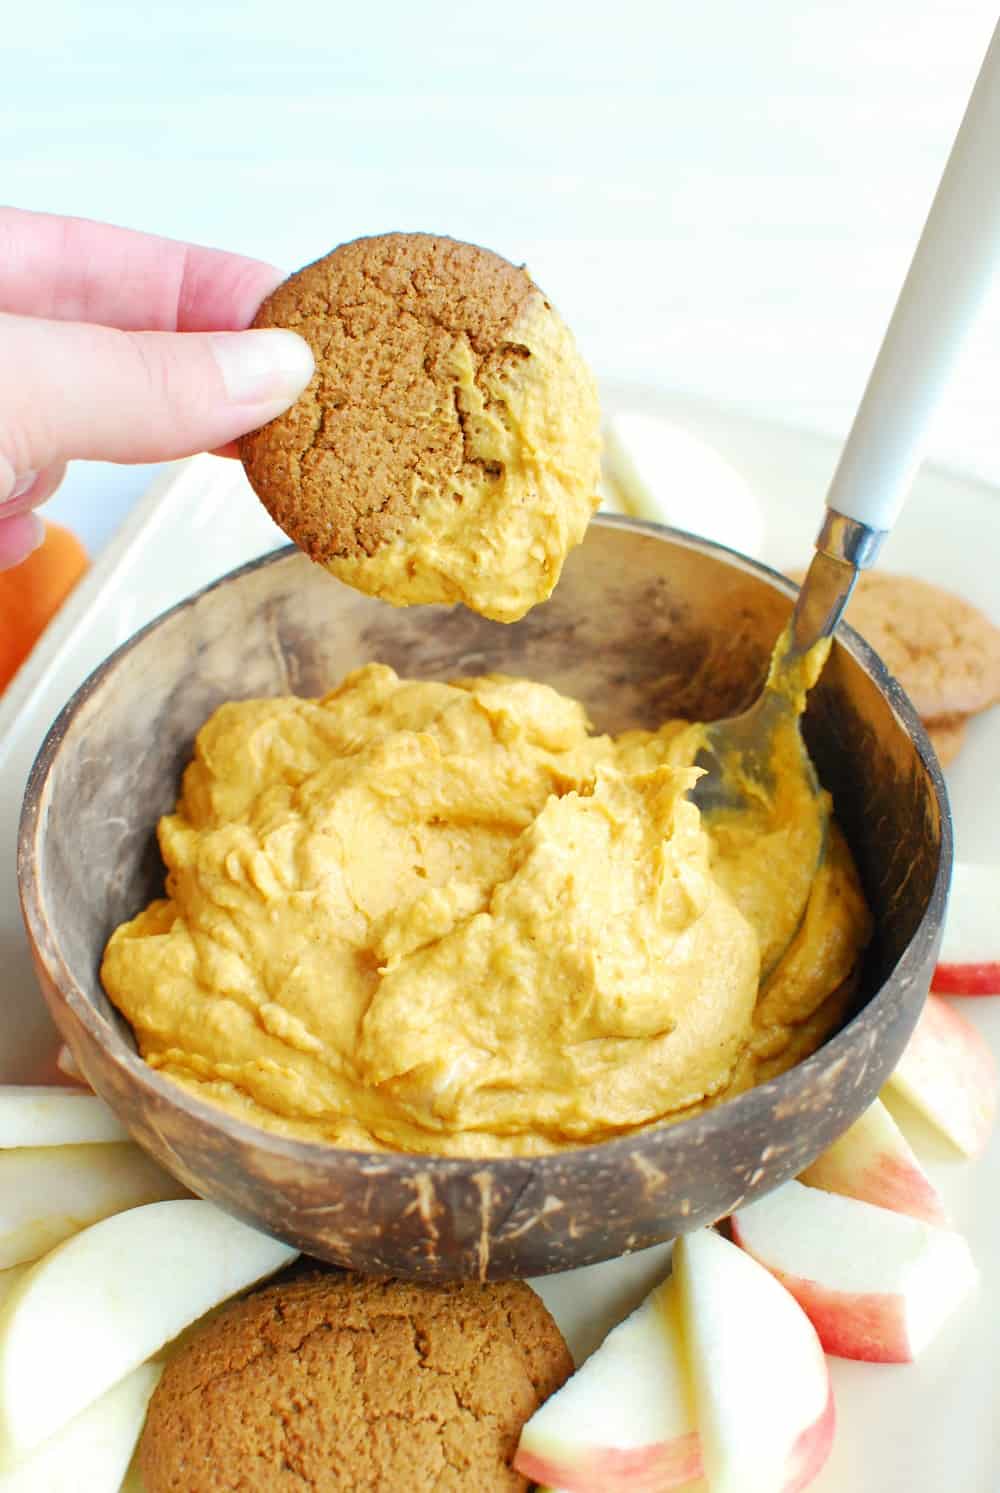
[805,1116,949,1230]
[728,1219,911,1362]
[776,1274,910,1363]
[802,1145,947,1227]
[852,1155,947,1228]
[783,1381,836,1493]
[932,961,1000,996]
[514,1433,703,1492]
[895,993,998,1156]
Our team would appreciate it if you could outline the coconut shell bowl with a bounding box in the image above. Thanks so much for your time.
[17,517,950,1281]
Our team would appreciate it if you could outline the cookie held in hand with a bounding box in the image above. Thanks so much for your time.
[240,232,601,622]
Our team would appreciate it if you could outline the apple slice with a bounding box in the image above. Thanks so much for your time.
[673,1227,833,1493]
[0,1360,160,1492]
[514,1275,704,1492]
[534,1485,704,1493]
[55,1047,87,1086]
[0,1274,28,1322]
[798,1097,948,1225]
[0,1197,298,1459]
[0,1143,188,1270]
[730,1179,977,1362]
[932,862,1000,995]
[0,1087,127,1147]
[597,475,628,515]
[885,993,998,1156]
[603,412,765,558]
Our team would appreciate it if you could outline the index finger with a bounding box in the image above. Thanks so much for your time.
[0,207,285,333]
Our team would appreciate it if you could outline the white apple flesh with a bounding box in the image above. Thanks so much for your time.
[0,1198,297,1459]
[673,1227,834,1493]
[798,1097,948,1225]
[886,993,998,1156]
[603,412,766,558]
[0,1275,28,1322]
[730,1180,977,1362]
[0,1086,127,1147]
[55,1047,87,1086]
[932,862,1000,995]
[0,1361,160,1492]
[515,1275,705,1492]
[0,1143,188,1269]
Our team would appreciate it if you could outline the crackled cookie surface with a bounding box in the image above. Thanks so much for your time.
[139,1269,572,1492]
[239,233,601,622]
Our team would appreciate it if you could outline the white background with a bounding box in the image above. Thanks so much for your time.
[6,0,1000,556]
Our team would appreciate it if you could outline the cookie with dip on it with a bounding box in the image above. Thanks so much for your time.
[239,232,601,623]
[139,1268,572,1492]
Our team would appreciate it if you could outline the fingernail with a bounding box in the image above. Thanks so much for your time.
[0,511,45,571]
[0,470,39,515]
[210,329,315,406]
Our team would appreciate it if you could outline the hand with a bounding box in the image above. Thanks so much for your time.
[0,208,314,570]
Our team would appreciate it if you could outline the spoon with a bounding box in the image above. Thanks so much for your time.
[692,19,1000,967]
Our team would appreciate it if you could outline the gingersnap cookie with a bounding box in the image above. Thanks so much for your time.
[789,569,1000,720]
[925,713,970,768]
[139,1268,572,1492]
[239,232,601,623]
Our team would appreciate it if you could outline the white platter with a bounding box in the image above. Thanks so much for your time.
[2,383,999,1493]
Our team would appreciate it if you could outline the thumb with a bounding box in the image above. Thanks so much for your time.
[0,312,314,493]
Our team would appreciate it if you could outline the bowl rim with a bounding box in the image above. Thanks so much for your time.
[17,515,954,1180]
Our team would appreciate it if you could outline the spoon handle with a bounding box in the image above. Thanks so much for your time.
[822,19,1000,555]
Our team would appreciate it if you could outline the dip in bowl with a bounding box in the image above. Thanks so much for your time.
[17,516,950,1279]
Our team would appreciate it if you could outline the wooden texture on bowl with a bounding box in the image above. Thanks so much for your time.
[17,519,951,1280]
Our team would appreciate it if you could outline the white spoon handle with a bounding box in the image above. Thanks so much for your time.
[824,19,1000,544]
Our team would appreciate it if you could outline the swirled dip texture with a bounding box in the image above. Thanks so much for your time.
[102,666,871,1157]
[239,234,602,623]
